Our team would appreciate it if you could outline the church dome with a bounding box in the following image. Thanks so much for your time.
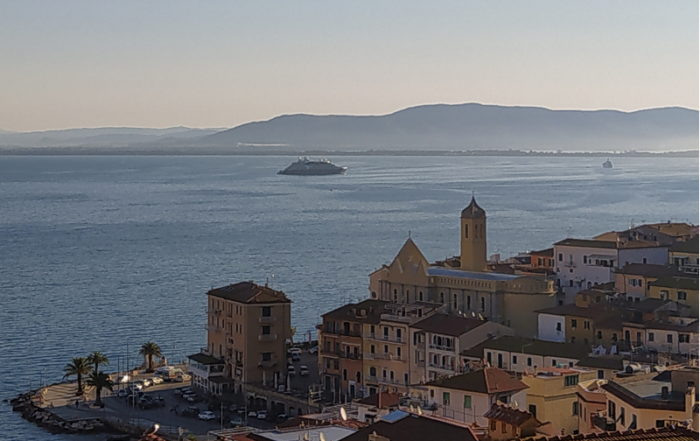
[461,196,486,218]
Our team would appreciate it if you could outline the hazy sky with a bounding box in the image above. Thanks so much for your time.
[1,1,697,132]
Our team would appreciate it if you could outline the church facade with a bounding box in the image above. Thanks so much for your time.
[369,197,557,337]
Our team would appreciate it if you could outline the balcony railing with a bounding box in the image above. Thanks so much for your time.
[321,328,362,337]
[259,316,277,324]
[258,334,278,342]
[207,308,222,316]
[365,333,404,343]
[429,362,454,371]
[364,353,402,361]
[205,324,223,333]
[428,344,455,352]
[378,377,405,386]
[258,360,276,368]
[321,349,362,360]
[380,313,412,323]
[592,413,615,431]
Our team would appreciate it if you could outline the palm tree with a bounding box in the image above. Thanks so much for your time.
[86,371,113,407]
[86,351,109,375]
[139,342,162,373]
[63,357,92,396]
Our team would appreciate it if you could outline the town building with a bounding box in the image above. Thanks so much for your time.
[484,403,544,440]
[521,367,598,436]
[355,392,402,424]
[669,237,699,274]
[340,409,480,441]
[613,264,686,302]
[370,198,557,338]
[528,426,698,441]
[409,367,529,427]
[190,281,292,394]
[647,276,699,313]
[597,367,698,432]
[576,378,609,434]
[409,312,513,383]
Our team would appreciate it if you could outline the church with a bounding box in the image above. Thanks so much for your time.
[369,197,557,337]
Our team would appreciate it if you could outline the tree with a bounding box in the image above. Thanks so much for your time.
[63,357,92,396]
[290,326,297,345]
[86,371,113,407]
[139,342,162,373]
[86,351,109,375]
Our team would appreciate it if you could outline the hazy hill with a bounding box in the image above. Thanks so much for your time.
[204,103,699,152]
[0,127,221,148]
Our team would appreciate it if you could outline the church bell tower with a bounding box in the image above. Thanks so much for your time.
[460,196,487,272]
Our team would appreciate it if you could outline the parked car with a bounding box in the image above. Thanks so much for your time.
[182,406,200,418]
[228,404,238,412]
[276,413,288,422]
[174,386,190,395]
[289,347,302,355]
[230,416,244,427]
[248,410,257,418]
[142,378,153,387]
[308,346,318,354]
[287,365,295,376]
[198,410,216,421]
[116,389,128,398]
[175,373,191,383]
[257,410,267,420]
[132,381,144,391]
[299,365,309,376]
[151,376,163,385]
[291,353,301,362]
[116,375,130,384]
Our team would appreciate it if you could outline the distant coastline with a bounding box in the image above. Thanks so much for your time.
[0,147,697,157]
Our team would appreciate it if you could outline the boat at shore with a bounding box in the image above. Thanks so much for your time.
[278,157,347,176]
[602,158,613,168]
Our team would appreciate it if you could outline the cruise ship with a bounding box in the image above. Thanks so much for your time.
[278,158,347,176]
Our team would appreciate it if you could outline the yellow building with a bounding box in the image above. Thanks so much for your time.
[521,367,598,436]
[192,281,292,394]
[369,198,557,337]
[647,276,699,314]
[576,379,609,434]
[669,237,699,274]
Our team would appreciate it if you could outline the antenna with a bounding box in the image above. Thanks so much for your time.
[340,407,348,421]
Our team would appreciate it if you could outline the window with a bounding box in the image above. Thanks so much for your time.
[552,359,557,366]
[564,375,579,386]
[262,306,271,317]
[571,319,577,329]
[370,367,376,376]
[481,297,485,311]
[571,337,576,343]
[583,255,587,264]
[382,369,387,379]
[678,291,687,301]
[572,402,579,416]
[608,401,616,420]
[630,414,637,430]
[649,333,654,342]
[619,407,625,426]
[334,360,339,369]
[384,345,389,353]
[667,334,673,343]
[558,253,563,262]
[343,369,347,381]
[679,334,690,343]
[597,370,604,379]
[597,331,602,339]
[612,333,618,342]
[440,293,445,303]
[660,290,669,300]
[556,322,562,332]
[463,395,472,409]
[443,392,450,406]
[490,420,497,431]
[397,329,402,340]
[487,352,492,364]
[262,325,271,335]
[465,225,468,238]
[528,404,537,418]
[512,355,518,364]
[397,347,402,358]
[527,357,532,367]
[467,296,472,310]
[371,345,375,354]
[584,321,590,330]
[262,352,271,361]
[501,422,507,434]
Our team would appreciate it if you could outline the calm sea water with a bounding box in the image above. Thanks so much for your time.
[0,155,697,439]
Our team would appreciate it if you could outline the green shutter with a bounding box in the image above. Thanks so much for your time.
[464,395,472,409]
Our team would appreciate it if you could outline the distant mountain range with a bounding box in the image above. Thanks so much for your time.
[1,104,697,153]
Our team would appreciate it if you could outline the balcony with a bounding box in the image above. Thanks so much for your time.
[339,352,362,360]
[563,260,576,268]
[205,324,223,333]
[365,333,404,343]
[364,353,402,361]
[207,307,222,316]
[380,313,412,323]
[428,344,455,352]
[258,360,276,368]
[321,328,362,338]
[320,349,339,358]
[592,413,615,432]
[429,362,454,371]
[258,333,278,342]
[378,377,405,386]
[259,316,277,324]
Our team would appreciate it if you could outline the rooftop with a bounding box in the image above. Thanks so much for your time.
[649,276,698,291]
[461,335,590,360]
[207,281,291,304]
[536,303,608,319]
[530,248,554,257]
[321,299,389,324]
[427,266,521,282]
[614,264,685,278]
[528,426,698,441]
[669,236,699,254]
[461,196,486,219]
[186,352,224,365]
[576,356,625,371]
[341,411,479,441]
[554,238,618,249]
[483,403,540,427]
[411,313,489,337]
[424,368,528,395]
[602,374,688,411]
[356,392,401,408]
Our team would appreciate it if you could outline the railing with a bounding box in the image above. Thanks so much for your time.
[380,313,412,323]
[364,353,402,361]
[592,413,615,431]
[563,260,576,268]
[205,324,223,333]
[378,377,405,386]
[259,316,277,323]
[321,328,362,337]
[428,344,454,352]
[429,362,454,370]
[365,333,404,343]
[258,334,277,342]
[339,352,362,360]
[207,307,222,316]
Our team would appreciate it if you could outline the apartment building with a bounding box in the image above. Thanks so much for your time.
[669,237,699,274]
[576,379,609,434]
[647,276,699,313]
[190,281,292,394]
[521,367,598,436]
[409,313,513,383]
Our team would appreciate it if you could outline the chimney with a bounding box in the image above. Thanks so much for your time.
[661,386,669,398]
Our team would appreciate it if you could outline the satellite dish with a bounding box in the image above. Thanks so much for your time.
[511,400,519,408]
[340,407,348,421]
[320,433,327,441]
[417,406,423,415]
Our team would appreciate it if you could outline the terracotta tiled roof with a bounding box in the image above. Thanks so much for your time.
[527,426,698,441]
[411,313,488,337]
[356,392,401,408]
[207,281,291,304]
[483,403,540,427]
[535,303,607,319]
[669,237,699,253]
[614,264,684,278]
[426,368,528,394]
[462,336,590,360]
[554,239,618,249]
[341,411,479,441]
[321,299,389,324]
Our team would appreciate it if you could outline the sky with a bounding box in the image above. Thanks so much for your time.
[0,1,697,132]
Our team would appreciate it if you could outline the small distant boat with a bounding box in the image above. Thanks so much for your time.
[602,159,613,169]
[278,157,347,176]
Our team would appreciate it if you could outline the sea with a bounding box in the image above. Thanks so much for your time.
[0,155,697,440]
